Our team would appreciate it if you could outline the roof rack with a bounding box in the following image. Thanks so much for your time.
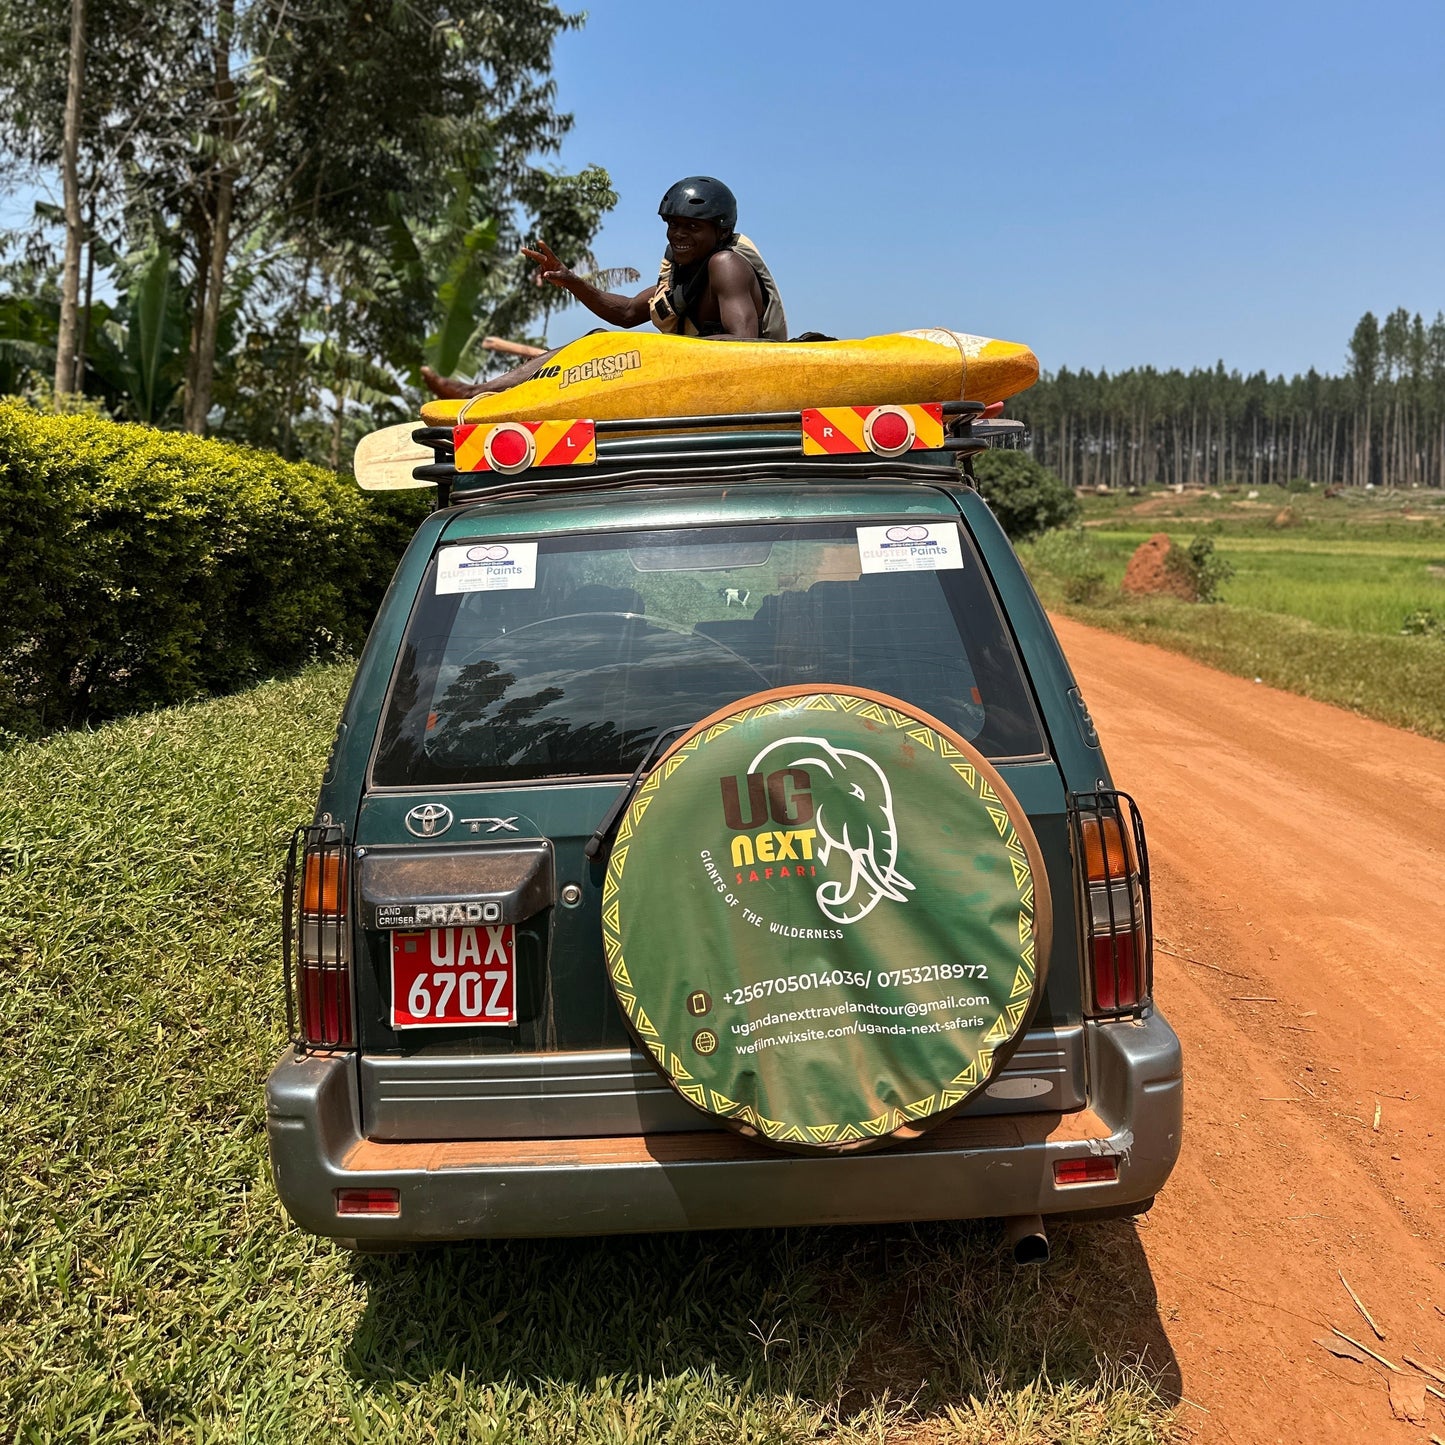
[352,401,1023,504]
[410,400,1001,507]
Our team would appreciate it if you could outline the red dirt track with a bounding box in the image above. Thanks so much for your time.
[1053,616,1445,1442]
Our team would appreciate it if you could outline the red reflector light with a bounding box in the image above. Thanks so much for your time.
[300,965,354,1047]
[868,409,911,452]
[1054,1156,1119,1186]
[487,425,531,469]
[335,1188,401,1217]
[1091,930,1142,1011]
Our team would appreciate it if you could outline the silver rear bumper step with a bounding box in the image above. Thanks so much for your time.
[266,1012,1182,1242]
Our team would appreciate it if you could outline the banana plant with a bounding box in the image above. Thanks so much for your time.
[0,293,56,395]
[103,243,187,424]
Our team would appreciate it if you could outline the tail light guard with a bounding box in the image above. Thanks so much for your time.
[1066,790,1153,1018]
[283,823,355,1051]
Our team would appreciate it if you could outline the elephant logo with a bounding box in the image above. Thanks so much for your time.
[748,736,914,925]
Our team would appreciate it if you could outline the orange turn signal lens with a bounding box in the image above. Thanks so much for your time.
[302,852,347,913]
[1080,816,1132,881]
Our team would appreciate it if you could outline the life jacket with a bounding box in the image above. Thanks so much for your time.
[648,234,788,342]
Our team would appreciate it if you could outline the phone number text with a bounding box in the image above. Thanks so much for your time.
[723,962,988,1006]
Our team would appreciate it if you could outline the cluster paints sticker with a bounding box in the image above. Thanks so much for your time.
[856,523,964,573]
[603,686,1051,1153]
[436,542,539,593]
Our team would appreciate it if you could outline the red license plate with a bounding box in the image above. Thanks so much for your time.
[390,926,516,1029]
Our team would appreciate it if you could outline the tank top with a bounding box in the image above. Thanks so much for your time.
[649,234,788,342]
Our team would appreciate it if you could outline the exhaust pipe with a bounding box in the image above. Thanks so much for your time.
[1002,1214,1050,1265]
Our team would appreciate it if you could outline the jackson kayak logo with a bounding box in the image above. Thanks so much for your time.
[558,349,641,389]
[719,736,915,926]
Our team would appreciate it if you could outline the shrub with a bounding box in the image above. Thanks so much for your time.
[971,449,1079,542]
[1021,526,1107,603]
[1165,535,1234,603]
[0,401,427,738]
[1401,608,1440,637]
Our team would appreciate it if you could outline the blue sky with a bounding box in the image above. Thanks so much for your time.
[542,0,1445,378]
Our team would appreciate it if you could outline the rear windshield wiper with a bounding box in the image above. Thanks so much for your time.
[583,724,691,863]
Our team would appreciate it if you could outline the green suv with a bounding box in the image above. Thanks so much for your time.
[266,404,1182,1257]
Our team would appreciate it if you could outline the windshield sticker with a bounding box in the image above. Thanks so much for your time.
[436,542,538,593]
[856,524,963,574]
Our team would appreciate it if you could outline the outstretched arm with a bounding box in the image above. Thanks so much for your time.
[522,240,656,328]
[708,249,762,339]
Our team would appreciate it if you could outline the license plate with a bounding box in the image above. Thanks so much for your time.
[390,926,516,1029]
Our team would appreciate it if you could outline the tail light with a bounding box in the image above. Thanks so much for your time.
[283,824,354,1049]
[1054,1156,1120,1186]
[1068,792,1152,1016]
[335,1188,400,1217]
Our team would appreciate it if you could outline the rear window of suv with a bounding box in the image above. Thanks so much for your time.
[372,520,1046,786]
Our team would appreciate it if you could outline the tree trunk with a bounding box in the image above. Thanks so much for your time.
[74,191,97,392]
[188,170,233,433]
[53,0,86,398]
[185,0,237,435]
[182,216,210,430]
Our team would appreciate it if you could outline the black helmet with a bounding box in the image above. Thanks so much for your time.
[658,176,737,238]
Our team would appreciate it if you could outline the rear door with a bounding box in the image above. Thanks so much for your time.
[353,491,1079,1141]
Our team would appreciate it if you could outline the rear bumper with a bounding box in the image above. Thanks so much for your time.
[266,1011,1182,1242]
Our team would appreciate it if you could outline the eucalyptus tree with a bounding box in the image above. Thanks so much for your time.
[0,0,179,393]
[1012,307,1445,492]
[1,0,613,444]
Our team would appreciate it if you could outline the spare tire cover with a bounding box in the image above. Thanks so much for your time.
[602,686,1052,1153]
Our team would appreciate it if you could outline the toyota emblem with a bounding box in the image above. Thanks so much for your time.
[405,803,454,838]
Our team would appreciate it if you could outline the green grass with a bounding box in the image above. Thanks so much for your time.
[1021,485,1445,739]
[1076,528,1445,637]
[0,669,1180,1444]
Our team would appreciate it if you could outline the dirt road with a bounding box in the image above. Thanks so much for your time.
[1053,616,1445,1443]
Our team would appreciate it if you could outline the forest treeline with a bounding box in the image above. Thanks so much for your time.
[1010,308,1445,490]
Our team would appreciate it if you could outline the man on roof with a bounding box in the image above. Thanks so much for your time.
[421,176,788,400]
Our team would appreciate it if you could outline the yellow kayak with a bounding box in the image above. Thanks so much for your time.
[419,328,1038,427]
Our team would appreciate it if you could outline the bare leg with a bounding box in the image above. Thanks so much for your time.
[422,347,564,401]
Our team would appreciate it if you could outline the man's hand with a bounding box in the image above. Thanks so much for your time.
[521,240,574,291]
[519,239,657,329]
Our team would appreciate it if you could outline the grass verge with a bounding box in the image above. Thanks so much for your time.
[0,667,1180,1443]
[1026,574,1445,741]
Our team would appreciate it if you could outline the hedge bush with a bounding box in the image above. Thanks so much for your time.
[0,401,427,738]
[971,449,1080,542]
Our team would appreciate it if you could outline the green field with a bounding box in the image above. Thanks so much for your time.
[0,670,1179,1444]
[1021,485,1445,739]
